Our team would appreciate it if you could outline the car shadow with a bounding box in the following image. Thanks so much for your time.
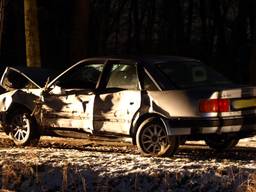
[37,139,256,161]
[175,144,256,161]
[0,134,255,161]
[37,139,139,155]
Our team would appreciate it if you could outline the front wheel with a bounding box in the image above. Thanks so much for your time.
[205,135,239,151]
[8,108,40,146]
[136,118,179,157]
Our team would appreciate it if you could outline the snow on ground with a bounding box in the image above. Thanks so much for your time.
[0,133,255,191]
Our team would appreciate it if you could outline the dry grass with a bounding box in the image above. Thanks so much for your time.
[0,134,255,191]
[236,173,256,192]
[0,161,255,191]
[62,163,68,192]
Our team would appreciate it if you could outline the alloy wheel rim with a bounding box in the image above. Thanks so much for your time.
[141,124,168,154]
[11,114,30,142]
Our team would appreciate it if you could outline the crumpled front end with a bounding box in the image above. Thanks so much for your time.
[0,89,41,131]
[0,91,16,130]
[0,91,14,112]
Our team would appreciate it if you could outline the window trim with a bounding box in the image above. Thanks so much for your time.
[47,59,106,90]
[143,68,162,91]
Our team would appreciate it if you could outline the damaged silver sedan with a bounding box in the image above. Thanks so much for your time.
[0,56,256,157]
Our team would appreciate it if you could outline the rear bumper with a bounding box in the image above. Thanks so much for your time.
[167,115,256,136]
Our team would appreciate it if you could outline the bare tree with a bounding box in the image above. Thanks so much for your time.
[0,0,5,55]
[248,0,256,84]
[69,0,90,63]
[24,0,41,67]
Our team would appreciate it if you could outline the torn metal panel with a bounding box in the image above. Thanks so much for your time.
[0,89,40,112]
[41,90,94,133]
[94,90,141,135]
[0,91,15,112]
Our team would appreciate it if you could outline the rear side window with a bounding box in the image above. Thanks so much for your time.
[107,64,139,90]
[156,62,232,88]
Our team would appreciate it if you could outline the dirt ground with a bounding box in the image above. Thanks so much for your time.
[0,132,255,191]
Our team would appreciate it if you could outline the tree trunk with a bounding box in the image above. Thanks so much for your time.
[132,0,140,53]
[249,0,256,84]
[186,0,194,43]
[0,0,5,55]
[70,0,90,64]
[24,0,41,67]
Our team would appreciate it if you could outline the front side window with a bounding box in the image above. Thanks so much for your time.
[106,64,139,90]
[56,63,104,89]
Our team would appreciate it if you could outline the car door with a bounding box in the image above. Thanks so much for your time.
[93,61,141,135]
[41,60,105,133]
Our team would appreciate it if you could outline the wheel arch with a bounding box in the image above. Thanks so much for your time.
[6,103,32,119]
[5,102,41,146]
[4,103,35,134]
[130,112,169,145]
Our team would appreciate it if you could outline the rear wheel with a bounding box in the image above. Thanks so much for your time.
[8,108,40,146]
[205,135,239,151]
[136,118,179,157]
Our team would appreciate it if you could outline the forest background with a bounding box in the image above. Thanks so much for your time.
[0,0,256,84]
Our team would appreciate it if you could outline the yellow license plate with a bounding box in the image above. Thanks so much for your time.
[232,98,256,110]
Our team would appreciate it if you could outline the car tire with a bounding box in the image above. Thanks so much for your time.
[136,118,179,157]
[8,108,40,146]
[205,135,239,151]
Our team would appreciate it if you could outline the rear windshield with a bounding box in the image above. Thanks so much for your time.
[156,62,232,89]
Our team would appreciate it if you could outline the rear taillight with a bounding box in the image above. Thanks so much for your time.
[199,99,230,113]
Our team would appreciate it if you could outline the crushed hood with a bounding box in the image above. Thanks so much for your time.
[0,67,57,92]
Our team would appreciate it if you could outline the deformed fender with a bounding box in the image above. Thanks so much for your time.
[0,92,14,112]
[0,89,41,134]
[0,89,40,113]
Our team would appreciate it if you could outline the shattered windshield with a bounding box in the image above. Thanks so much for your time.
[156,62,232,89]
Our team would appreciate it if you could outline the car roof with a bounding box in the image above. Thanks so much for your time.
[84,55,201,65]
[139,55,200,64]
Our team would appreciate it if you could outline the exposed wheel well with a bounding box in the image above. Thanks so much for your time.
[4,103,34,134]
[131,113,167,145]
[6,103,32,121]
[5,103,41,146]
